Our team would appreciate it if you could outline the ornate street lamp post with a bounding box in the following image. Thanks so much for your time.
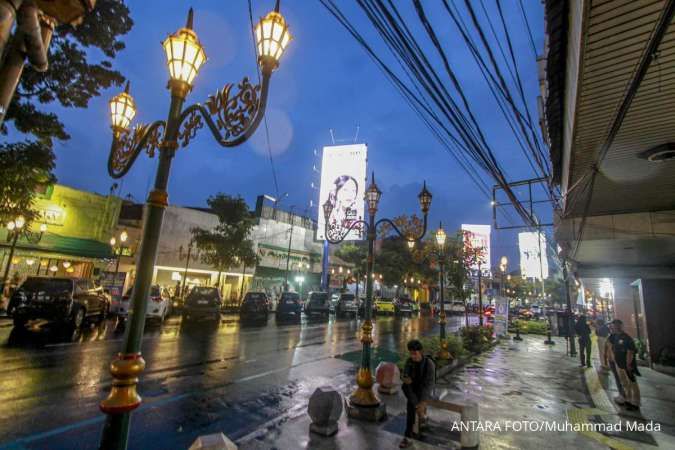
[434,224,450,360]
[323,172,431,420]
[2,216,46,296]
[109,230,128,301]
[99,4,292,449]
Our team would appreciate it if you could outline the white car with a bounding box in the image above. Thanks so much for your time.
[450,301,466,314]
[117,285,171,322]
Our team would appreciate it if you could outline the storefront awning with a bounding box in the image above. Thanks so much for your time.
[0,231,114,260]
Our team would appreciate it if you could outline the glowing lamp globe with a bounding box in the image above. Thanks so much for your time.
[163,9,207,88]
[435,226,446,247]
[109,82,136,132]
[255,1,292,73]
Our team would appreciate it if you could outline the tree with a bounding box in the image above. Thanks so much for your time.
[191,194,257,285]
[0,141,56,225]
[2,0,132,147]
[335,242,367,276]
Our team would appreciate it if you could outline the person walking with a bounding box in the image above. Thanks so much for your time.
[595,318,610,370]
[399,339,435,449]
[607,319,641,411]
[575,314,592,367]
[604,321,627,404]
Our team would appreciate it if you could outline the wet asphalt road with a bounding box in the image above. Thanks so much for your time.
[0,312,471,449]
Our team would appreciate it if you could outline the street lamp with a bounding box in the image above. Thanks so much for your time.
[499,256,508,296]
[433,223,451,360]
[109,230,129,302]
[100,4,292,448]
[323,172,431,420]
[2,216,46,296]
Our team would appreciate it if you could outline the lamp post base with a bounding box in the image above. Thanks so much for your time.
[346,397,387,422]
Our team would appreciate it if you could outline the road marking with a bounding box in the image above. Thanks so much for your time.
[566,407,634,450]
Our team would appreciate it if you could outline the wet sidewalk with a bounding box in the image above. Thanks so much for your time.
[582,340,675,450]
[235,335,615,449]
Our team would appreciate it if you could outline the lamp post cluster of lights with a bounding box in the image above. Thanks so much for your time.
[2,216,47,295]
[323,172,432,418]
[99,3,292,448]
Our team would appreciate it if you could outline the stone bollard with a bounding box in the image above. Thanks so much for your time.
[189,433,237,450]
[308,386,343,436]
[375,362,400,395]
[460,402,479,448]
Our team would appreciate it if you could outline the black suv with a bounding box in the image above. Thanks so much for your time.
[10,277,110,330]
[304,291,329,319]
[240,292,270,323]
[276,292,302,321]
[182,287,222,322]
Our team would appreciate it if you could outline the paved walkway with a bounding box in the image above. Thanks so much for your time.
[581,338,675,450]
[235,334,613,449]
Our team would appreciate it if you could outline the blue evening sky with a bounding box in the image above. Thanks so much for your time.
[30,0,548,267]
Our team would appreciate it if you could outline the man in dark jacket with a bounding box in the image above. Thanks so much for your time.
[575,314,592,367]
[400,339,435,448]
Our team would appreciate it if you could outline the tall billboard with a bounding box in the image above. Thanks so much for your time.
[316,144,367,241]
[461,224,491,275]
[518,232,549,280]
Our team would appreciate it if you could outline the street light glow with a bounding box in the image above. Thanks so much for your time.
[39,223,47,233]
[255,1,292,73]
[162,9,207,88]
[120,230,128,242]
[15,215,25,229]
[435,225,446,247]
[109,82,136,132]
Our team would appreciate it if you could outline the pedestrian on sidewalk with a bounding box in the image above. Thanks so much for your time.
[607,319,641,411]
[605,322,627,404]
[595,318,610,370]
[575,314,592,367]
[399,339,435,449]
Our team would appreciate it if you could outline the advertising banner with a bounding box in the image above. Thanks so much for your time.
[461,224,491,276]
[494,296,509,337]
[518,232,549,280]
[316,144,367,241]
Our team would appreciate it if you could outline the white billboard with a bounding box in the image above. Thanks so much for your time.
[461,224,491,275]
[316,144,367,241]
[518,232,549,280]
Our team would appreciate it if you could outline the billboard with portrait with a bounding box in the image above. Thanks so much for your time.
[461,224,491,276]
[316,144,367,241]
[518,232,549,280]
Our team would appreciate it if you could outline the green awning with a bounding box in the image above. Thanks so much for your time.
[1,231,113,259]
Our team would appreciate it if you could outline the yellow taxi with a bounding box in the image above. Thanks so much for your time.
[374,297,396,315]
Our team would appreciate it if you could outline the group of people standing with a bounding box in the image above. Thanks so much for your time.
[575,315,641,411]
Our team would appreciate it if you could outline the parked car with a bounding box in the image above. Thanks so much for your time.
[276,292,302,321]
[374,297,396,315]
[10,277,110,330]
[118,285,171,322]
[395,297,415,316]
[240,292,270,323]
[182,286,222,322]
[450,301,466,314]
[304,291,330,319]
[332,293,359,318]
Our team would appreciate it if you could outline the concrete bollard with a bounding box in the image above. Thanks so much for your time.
[375,362,400,394]
[308,386,343,436]
[460,402,479,448]
[189,433,237,450]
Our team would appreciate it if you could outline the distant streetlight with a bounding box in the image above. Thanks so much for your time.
[433,223,450,360]
[2,216,46,294]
